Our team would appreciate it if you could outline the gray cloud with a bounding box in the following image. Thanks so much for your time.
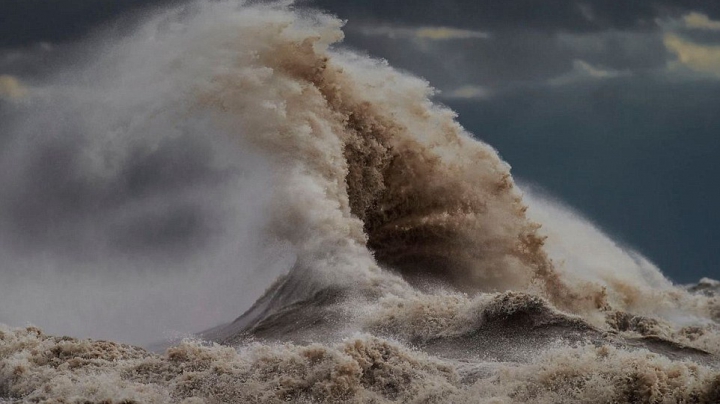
[343,26,661,96]
[1,1,710,88]
[315,0,720,34]
[555,30,668,71]
[316,0,720,94]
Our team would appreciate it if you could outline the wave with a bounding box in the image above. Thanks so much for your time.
[1,1,719,402]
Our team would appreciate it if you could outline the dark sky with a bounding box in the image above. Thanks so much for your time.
[1,0,719,283]
[0,0,179,48]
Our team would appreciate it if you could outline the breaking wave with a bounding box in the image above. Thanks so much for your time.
[1,1,719,402]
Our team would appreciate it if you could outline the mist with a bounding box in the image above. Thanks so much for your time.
[0,3,295,346]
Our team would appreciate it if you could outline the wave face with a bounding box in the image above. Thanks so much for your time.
[2,1,720,403]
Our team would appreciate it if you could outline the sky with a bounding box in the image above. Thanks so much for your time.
[0,0,718,284]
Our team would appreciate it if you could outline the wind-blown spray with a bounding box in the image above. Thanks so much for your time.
[1,2,719,403]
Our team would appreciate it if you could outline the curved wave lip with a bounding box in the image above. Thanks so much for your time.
[1,1,719,403]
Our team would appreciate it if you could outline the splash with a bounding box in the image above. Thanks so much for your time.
[1,1,719,402]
